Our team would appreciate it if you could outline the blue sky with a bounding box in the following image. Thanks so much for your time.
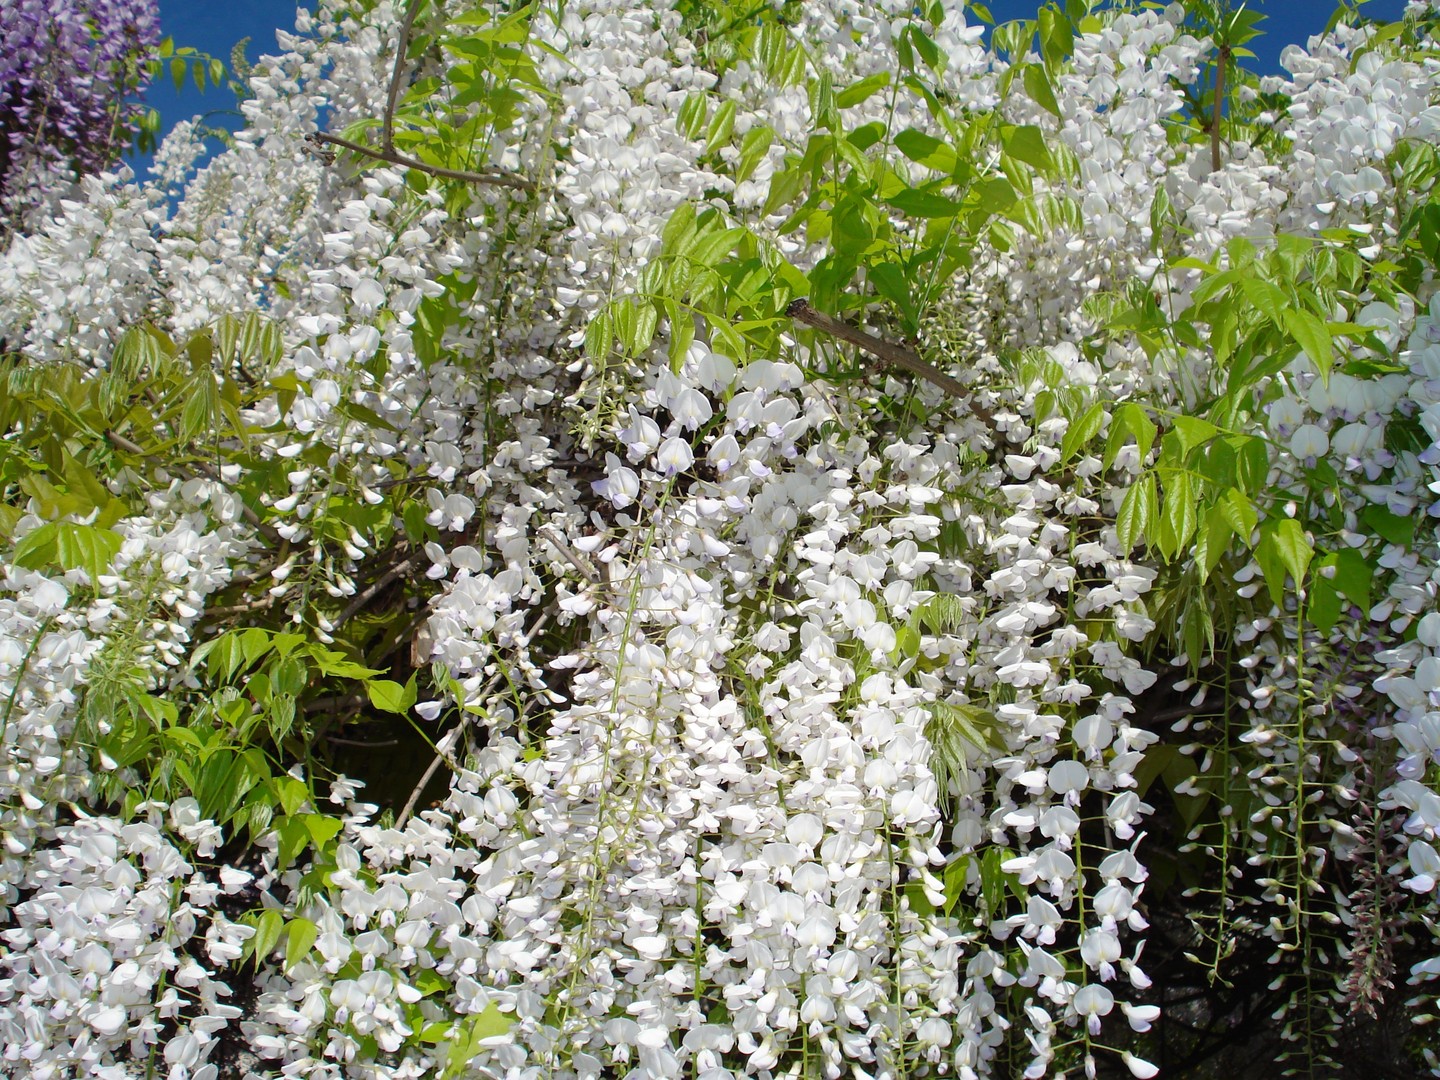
[128,0,1412,171]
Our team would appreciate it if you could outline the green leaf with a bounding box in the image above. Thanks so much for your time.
[893,623,921,662]
[688,226,747,269]
[367,679,411,714]
[972,177,1017,215]
[275,816,310,871]
[869,262,915,328]
[1060,401,1105,463]
[835,72,890,109]
[1309,574,1342,633]
[1038,5,1074,67]
[249,909,285,968]
[1196,506,1234,582]
[884,188,962,219]
[677,91,707,140]
[471,1002,514,1040]
[1330,546,1373,611]
[1158,470,1198,558]
[1116,473,1157,552]
[1239,277,1288,325]
[583,309,612,359]
[12,522,60,571]
[1360,504,1414,547]
[1255,518,1313,606]
[1285,308,1333,383]
[735,124,774,183]
[1216,487,1257,541]
[1167,415,1218,458]
[1232,436,1271,494]
[762,165,805,216]
[285,918,318,972]
[704,100,737,156]
[894,129,959,173]
[1001,124,1054,174]
[1103,402,1156,470]
[1023,63,1061,118]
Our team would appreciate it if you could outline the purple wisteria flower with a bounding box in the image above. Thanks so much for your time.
[0,0,159,201]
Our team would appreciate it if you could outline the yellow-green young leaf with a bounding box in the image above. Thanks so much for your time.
[285,918,319,972]
[1166,415,1218,458]
[1060,401,1105,463]
[736,127,774,184]
[1001,124,1054,175]
[54,523,124,583]
[272,775,309,817]
[1285,308,1333,383]
[1023,63,1060,117]
[894,128,959,173]
[1239,277,1288,325]
[704,100,736,156]
[1255,517,1313,606]
[366,679,410,714]
[471,1002,514,1040]
[1116,473,1157,552]
[583,309,613,359]
[665,300,695,369]
[628,301,659,354]
[677,91,708,140]
[304,813,343,850]
[249,909,285,967]
[835,72,890,109]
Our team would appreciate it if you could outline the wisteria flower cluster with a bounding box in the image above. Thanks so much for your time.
[0,0,159,223]
[2,0,1440,1077]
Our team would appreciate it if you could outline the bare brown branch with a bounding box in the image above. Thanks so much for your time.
[786,298,971,399]
[309,133,535,192]
[383,0,425,155]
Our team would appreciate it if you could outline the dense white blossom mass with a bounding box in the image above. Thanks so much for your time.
[2,0,1440,1077]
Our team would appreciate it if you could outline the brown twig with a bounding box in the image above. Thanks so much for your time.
[326,734,399,748]
[538,524,602,586]
[383,0,425,155]
[306,693,366,714]
[307,0,537,192]
[308,133,535,192]
[1211,44,1229,173]
[334,553,416,630]
[786,298,972,400]
[202,593,278,620]
[394,611,550,830]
